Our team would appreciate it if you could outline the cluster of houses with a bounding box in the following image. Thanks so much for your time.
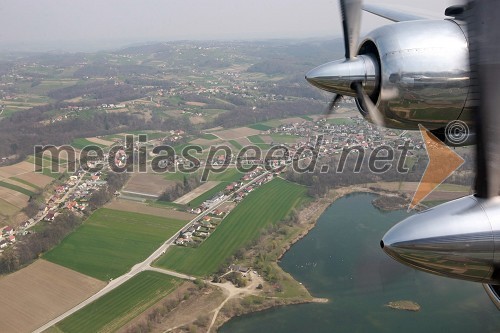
[0,226,16,250]
[0,170,110,253]
[265,116,425,159]
[175,212,224,246]
[178,168,275,247]
[44,172,107,220]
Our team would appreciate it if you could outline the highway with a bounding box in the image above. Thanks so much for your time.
[33,169,271,332]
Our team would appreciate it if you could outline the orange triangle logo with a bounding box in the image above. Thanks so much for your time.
[409,124,465,210]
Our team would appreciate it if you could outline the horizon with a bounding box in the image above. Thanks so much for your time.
[0,0,455,53]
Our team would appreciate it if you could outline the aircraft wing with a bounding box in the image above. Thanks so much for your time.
[362,4,426,22]
[466,0,500,308]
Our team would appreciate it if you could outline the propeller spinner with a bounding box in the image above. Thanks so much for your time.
[305,0,385,126]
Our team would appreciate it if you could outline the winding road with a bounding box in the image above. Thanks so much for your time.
[34,170,271,332]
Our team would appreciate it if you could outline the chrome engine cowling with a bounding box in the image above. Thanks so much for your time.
[357,19,471,130]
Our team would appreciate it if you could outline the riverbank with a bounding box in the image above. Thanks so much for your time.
[210,185,372,332]
[212,182,467,332]
[127,183,467,332]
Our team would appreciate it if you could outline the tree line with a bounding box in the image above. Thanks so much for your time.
[0,212,82,274]
[0,172,129,275]
[158,175,201,202]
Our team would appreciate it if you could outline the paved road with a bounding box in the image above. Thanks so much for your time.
[27,172,86,231]
[34,170,271,332]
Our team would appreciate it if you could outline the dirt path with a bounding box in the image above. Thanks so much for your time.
[207,272,263,332]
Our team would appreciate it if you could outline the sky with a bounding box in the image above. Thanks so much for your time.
[0,0,458,52]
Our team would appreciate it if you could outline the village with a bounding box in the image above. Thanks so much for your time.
[176,166,276,247]
[0,169,108,252]
[0,112,426,254]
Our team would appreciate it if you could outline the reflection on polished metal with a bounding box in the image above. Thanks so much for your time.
[306,19,472,131]
[305,55,379,97]
[483,284,500,310]
[381,195,500,284]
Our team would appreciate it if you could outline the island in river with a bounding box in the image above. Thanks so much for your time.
[219,192,500,333]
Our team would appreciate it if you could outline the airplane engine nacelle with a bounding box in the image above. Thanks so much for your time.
[381,195,500,284]
[357,19,471,131]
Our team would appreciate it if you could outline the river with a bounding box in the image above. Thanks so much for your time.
[220,193,500,332]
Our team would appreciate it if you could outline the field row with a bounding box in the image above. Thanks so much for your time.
[155,178,307,276]
[44,208,187,280]
[55,271,182,333]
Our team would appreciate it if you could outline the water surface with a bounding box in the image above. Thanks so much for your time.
[220,193,500,332]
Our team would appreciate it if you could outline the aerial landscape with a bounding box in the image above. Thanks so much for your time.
[2,0,500,332]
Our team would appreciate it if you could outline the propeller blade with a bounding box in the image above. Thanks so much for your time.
[466,0,500,197]
[326,94,343,117]
[353,82,385,127]
[340,0,363,59]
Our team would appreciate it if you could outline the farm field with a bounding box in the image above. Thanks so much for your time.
[85,137,114,146]
[14,172,53,188]
[248,123,273,131]
[326,117,354,125]
[200,133,218,140]
[9,176,41,189]
[188,182,228,208]
[71,138,108,150]
[0,260,105,333]
[245,135,269,149]
[228,139,243,150]
[205,167,243,182]
[0,161,34,178]
[174,180,220,204]
[106,198,194,221]
[269,133,300,144]
[55,271,182,333]
[155,178,307,276]
[212,127,260,140]
[43,208,187,280]
[247,135,265,144]
[122,172,175,197]
[0,180,36,196]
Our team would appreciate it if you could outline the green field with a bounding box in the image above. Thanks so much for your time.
[156,178,307,276]
[173,143,206,154]
[10,177,41,189]
[163,170,189,181]
[229,140,243,150]
[205,167,243,182]
[327,117,354,125]
[300,115,313,121]
[270,133,300,144]
[188,182,227,208]
[41,167,62,179]
[189,168,243,207]
[55,271,182,333]
[44,208,186,280]
[164,167,242,183]
[0,198,20,217]
[200,133,218,140]
[248,123,273,131]
[247,135,265,144]
[0,181,36,196]
[71,138,107,150]
[27,153,68,167]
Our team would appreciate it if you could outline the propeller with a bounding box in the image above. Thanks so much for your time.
[340,0,362,59]
[306,0,385,127]
[353,81,385,126]
[325,93,342,118]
